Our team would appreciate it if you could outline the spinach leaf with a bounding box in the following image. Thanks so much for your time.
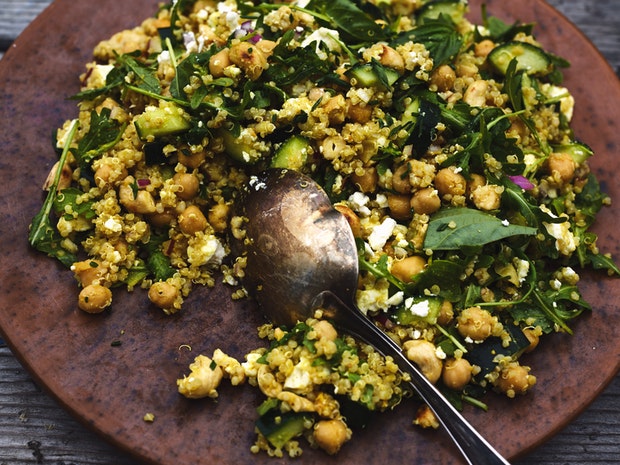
[304,0,389,44]
[424,207,537,251]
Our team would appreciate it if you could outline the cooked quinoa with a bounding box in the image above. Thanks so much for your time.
[30,0,618,458]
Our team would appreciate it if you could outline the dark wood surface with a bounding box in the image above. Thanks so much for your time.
[1,1,618,464]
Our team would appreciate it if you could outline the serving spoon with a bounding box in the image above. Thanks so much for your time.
[242,168,510,465]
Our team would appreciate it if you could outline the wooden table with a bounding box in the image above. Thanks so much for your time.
[1,1,618,463]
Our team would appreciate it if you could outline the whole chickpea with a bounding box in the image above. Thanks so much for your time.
[411,187,441,215]
[442,357,472,390]
[119,177,157,214]
[437,300,454,326]
[313,419,350,455]
[434,167,466,197]
[72,259,105,287]
[466,173,486,196]
[471,184,502,211]
[475,39,496,58]
[311,320,338,342]
[78,284,112,313]
[547,152,576,183]
[403,339,443,384]
[463,79,489,107]
[350,167,378,193]
[378,44,405,73]
[522,327,542,353]
[392,162,412,194]
[494,362,536,398]
[456,306,500,342]
[228,41,268,80]
[387,193,413,220]
[178,205,208,235]
[391,255,426,283]
[430,64,456,92]
[347,103,373,124]
[148,281,179,310]
[209,48,231,77]
[173,172,200,200]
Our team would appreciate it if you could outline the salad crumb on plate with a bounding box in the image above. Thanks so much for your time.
[28,0,618,457]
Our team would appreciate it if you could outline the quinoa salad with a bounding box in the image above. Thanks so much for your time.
[29,0,618,458]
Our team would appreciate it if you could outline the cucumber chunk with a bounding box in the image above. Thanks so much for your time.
[392,296,443,325]
[218,128,263,165]
[270,135,311,170]
[346,63,400,89]
[134,102,191,141]
[255,411,311,449]
[552,142,593,164]
[417,0,467,24]
[488,41,552,76]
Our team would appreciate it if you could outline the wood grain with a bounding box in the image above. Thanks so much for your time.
[1,1,618,464]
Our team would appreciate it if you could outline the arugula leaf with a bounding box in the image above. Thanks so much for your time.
[144,234,175,281]
[424,207,537,251]
[74,108,127,170]
[29,121,79,267]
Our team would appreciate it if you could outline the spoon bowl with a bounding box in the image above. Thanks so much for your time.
[242,168,510,465]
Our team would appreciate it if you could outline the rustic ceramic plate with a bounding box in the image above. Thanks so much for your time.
[0,0,618,464]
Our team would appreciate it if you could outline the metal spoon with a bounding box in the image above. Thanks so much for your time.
[242,168,510,465]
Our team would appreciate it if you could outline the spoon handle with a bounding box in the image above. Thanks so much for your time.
[314,291,510,465]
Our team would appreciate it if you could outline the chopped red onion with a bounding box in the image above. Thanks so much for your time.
[508,175,534,190]
[137,178,151,188]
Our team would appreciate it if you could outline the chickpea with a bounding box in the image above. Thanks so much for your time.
[547,152,576,183]
[414,404,440,429]
[437,300,454,326]
[403,339,443,384]
[347,103,373,124]
[94,161,127,189]
[471,184,502,211]
[378,44,405,73]
[466,173,486,196]
[178,205,208,235]
[411,187,441,215]
[322,94,347,125]
[228,41,268,80]
[148,209,176,228]
[255,39,277,56]
[392,162,412,194]
[463,79,489,107]
[72,259,105,287]
[177,147,207,169]
[430,64,456,92]
[494,362,536,398]
[522,326,542,353]
[208,203,230,233]
[209,48,231,77]
[456,306,500,342]
[177,355,224,399]
[311,320,338,342]
[148,281,179,310]
[257,364,283,397]
[475,39,495,58]
[321,135,347,160]
[435,168,466,197]
[277,391,316,413]
[78,284,112,313]
[334,203,362,237]
[119,177,157,214]
[313,419,350,455]
[350,167,378,193]
[442,357,472,391]
[173,172,200,200]
[387,193,413,220]
[391,255,426,283]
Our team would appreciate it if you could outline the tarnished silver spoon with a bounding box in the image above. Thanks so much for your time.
[242,168,510,465]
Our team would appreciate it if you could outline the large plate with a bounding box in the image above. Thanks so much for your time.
[0,0,618,463]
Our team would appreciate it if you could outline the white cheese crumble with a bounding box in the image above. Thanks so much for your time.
[301,27,341,60]
[348,191,371,217]
[404,298,431,318]
[368,217,397,251]
[540,205,577,255]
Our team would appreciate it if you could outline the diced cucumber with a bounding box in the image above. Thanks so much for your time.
[401,97,421,126]
[392,296,443,325]
[346,63,400,89]
[488,41,552,76]
[255,411,311,449]
[552,142,593,164]
[134,102,191,141]
[417,0,467,24]
[270,135,311,170]
[218,128,262,165]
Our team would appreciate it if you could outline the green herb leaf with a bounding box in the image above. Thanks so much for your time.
[424,207,537,250]
[75,108,127,170]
